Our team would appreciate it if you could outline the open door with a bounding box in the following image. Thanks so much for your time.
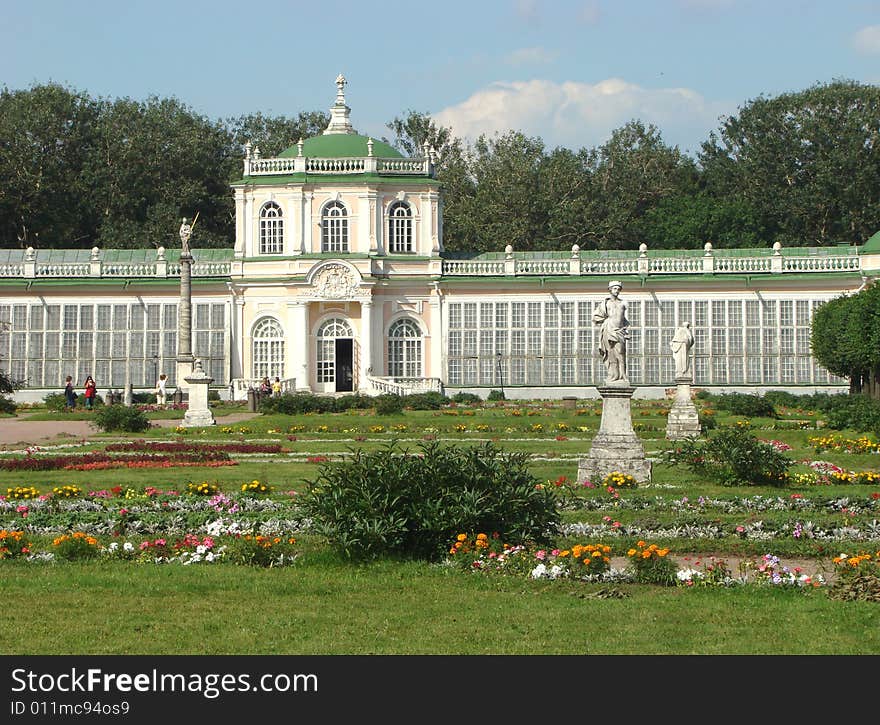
[335,338,353,392]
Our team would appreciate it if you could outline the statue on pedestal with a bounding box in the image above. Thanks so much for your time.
[670,321,695,378]
[179,217,193,257]
[593,280,629,384]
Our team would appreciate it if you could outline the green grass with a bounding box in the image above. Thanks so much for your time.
[3,558,878,655]
[2,397,879,654]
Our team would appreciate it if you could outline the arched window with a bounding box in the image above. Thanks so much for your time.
[252,317,284,380]
[321,201,348,252]
[259,202,283,254]
[387,201,413,253]
[317,317,353,383]
[387,318,422,377]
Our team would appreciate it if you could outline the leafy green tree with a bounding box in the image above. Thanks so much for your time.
[227,110,328,159]
[87,95,237,249]
[0,83,100,246]
[700,80,880,247]
[812,281,880,397]
[585,120,698,249]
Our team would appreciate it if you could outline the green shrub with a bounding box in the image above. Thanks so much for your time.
[0,395,16,415]
[374,394,404,415]
[93,404,152,433]
[260,392,337,415]
[402,391,450,410]
[43,392,69,412]
[715,393,777,418]
[299,440,560,561]
[663,426,792,487]
[487,389,506,401]
[451,392,483,404]
[334,393,375,410]
[762,390,803,409]
[816,394,880,434]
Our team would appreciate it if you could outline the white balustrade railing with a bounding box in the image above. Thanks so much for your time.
[442,259,506,275]
[102,263,157,277]
[581,259,640,275]
[648,257,704,273]
[366,376,443,395]
[377,158,429,174]
[714,256,773,273]
[36,263,91,276]
[248,158,298,174]
[305,157,365,173]
[783,255,861,272]
[516,259,569,275]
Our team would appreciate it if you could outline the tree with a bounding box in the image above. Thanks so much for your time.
[811,281,880,397]
[227,111,328,159]
[585,120,698,249]
[0,83,100,247]
[700,79,880,247]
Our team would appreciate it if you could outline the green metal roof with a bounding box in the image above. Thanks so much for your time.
[279,133,402,159]
[0,248,233,263]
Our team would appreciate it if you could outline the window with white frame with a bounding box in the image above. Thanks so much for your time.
[387,318,422,377]
[317,317,352,383]
[321,201,348,252]
[259,202,283,255]
[387,201,413,253]
[252,317,284,381]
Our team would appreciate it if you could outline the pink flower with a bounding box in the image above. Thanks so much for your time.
[535,550,546,560]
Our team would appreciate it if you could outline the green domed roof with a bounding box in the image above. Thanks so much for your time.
[279,134,403,159]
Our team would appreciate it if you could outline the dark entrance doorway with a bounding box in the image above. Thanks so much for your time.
[335,338,353,392]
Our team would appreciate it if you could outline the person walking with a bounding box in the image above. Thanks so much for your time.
[156,373,168,407]
[272,376,282,397]
[83,375,97,410]
[64,375,77,409]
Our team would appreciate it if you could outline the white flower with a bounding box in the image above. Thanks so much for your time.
[123,542,134,552]
[530,563,548,579]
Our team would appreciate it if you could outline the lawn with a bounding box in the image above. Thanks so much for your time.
[2,393,879,655]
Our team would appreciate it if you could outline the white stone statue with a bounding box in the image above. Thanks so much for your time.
[670,321,695,378]
[593,280,629,384]
[179,217,193,256]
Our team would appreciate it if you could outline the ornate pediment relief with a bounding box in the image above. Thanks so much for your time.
[305,262,363,300]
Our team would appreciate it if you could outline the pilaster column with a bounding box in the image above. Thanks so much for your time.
[429,289,442,380]
[359,299,373,389]
[288,300,309,391]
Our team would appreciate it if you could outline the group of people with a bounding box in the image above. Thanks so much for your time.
[259,376,283,397]
[64,375,98,410]
[63,372,172,409]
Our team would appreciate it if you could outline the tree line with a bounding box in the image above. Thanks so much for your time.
[1,79,878,253]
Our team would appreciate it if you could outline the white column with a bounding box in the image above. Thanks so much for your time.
[288,300,309,391]
[234,190,246,258]
[429,287,443,380]
[360,299,373,389]
[290,190,303,256]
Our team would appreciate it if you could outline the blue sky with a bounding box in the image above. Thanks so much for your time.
[3,0,879,157]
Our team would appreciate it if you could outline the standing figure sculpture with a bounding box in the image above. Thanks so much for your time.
[593,280,629,384]
[179,217,193,257]
[670,321,695,378]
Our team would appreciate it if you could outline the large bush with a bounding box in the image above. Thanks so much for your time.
[714,393,777,418]
[299,440,560,561]
[259,392,338,415]
[402,391,450,410]
[93,405,151,433]
[663,426,792,486]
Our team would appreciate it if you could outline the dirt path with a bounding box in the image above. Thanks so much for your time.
[0,411,261,447]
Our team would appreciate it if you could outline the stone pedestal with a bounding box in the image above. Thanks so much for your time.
[666,377,701,440]
[577,384,652,484]
[181,359,216,428]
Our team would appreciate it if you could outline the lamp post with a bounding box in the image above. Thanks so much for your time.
[496,352,504,398]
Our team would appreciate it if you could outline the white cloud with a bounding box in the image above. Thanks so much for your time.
[505,46,558,66]
[853,25,880,55]
[433,78,732,155]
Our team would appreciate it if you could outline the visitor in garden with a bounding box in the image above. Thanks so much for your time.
[156,373,168,407]
[64,375,77,408]
[259,377,271,398]
[83,375,97,410]
[272,376,282,397]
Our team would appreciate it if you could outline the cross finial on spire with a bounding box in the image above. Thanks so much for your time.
[323,73,355,135]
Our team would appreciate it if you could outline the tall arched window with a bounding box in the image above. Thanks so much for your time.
[387,318,422,377]
[259,202,283,254]
[387,201,413,253]
[252,317,284,379]
[321,201,348,252]
[317,317,353,383]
